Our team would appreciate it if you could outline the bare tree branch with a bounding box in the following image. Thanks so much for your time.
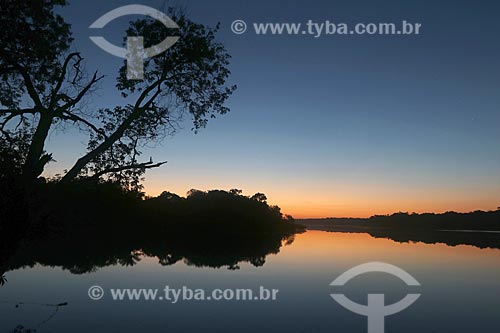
[0,107,36,115]
[13,64,44,110]
[60,112,107,139]
[0,108,35,134]
[57,71,104,112]
[90,159,167,179]
[0,49,43,110]
[49,52,81,109]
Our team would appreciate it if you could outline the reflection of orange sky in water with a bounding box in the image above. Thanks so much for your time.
[143,177,499,218]
[275,230,500,269]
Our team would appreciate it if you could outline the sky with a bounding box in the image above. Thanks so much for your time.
[43,0,500,218]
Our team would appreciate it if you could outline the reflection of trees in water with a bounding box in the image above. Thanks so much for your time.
[302,210,500,250]
[367,229,500,250]
[0,227,300,280]
[306,226,500,250]
[0,186,305,284]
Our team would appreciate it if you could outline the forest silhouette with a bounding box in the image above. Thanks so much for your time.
[0,1,304,281]
[301,210,500,249]
[1,1,499,290]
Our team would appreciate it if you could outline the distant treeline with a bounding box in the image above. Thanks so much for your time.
[300,210,500,231]
[299,211,500,250]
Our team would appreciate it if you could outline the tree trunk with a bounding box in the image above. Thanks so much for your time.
[22,112,53,181]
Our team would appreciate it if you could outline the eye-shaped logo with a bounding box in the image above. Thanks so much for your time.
[330,262,421,333]
[89,4,180,80]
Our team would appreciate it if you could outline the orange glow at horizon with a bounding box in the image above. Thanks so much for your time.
[142,173,500,218]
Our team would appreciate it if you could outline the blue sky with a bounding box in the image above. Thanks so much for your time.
[44,0,500,217]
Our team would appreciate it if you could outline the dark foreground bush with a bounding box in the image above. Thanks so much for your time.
[0,180,304,240]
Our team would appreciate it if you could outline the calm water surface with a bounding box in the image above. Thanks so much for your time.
[1,230,499,332]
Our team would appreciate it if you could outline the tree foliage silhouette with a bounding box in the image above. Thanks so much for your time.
[0,2,236,188]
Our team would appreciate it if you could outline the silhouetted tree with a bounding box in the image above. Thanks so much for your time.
[229,188,243,195]
[0,2,235,188]
[251,192,268,203]
[0,0,74,181]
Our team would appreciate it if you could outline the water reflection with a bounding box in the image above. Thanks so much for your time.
[305,225,500,250]
[1,231,499,333]
[0,227,299,279]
